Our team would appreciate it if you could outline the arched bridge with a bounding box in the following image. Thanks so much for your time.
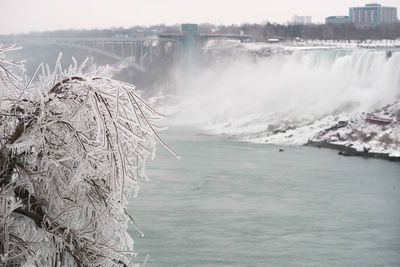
[0,25,250,73]
[0,37,159,72]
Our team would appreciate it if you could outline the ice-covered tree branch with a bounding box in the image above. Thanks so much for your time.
[0,46,170,266]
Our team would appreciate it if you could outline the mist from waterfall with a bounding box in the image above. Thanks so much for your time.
[166,49,400,130]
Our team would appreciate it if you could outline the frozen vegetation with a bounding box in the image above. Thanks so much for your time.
[0,45,171,266]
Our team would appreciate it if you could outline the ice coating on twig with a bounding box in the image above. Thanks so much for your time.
[0,47,173,266]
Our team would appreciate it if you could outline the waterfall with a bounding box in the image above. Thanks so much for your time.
[169,49,400,131]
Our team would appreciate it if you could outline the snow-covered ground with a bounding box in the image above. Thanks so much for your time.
[203,39,400,59]
[204,39,400,51]
[312,102,400,157]
[205,102,400,158]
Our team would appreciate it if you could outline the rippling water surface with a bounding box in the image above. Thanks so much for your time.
[128,127,400,266]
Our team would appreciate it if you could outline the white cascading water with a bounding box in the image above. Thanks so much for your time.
[166,48,400,142]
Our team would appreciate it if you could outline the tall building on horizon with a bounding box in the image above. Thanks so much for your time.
[349,3,397,27]
[292,15,312,25]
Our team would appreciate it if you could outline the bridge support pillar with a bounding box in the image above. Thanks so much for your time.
[181,24,198,74]
[161,41,166,57]
[140,41,143,67]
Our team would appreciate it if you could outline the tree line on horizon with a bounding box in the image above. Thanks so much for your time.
[2,22,400,40]
[215,22,400,40]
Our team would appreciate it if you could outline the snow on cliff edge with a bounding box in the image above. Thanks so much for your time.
[207,102,400,158]
[311,101,400,157]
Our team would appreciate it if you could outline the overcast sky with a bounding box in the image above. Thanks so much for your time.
[1,0,399,34]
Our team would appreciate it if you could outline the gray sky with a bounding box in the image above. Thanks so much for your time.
[1,0,399,34]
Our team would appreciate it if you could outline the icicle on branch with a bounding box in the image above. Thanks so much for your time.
[0,49,174,266]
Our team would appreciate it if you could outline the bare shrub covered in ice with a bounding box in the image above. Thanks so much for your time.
[0,45,171,266]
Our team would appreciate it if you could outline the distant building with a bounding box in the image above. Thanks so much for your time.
[292,15,312,25]
[325,16,350,24]
[349,3,398,27]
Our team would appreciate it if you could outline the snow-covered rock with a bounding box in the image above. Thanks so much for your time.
[311,101,400,158]
[206,102,400,160]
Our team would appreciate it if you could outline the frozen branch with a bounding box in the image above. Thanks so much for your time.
[0,48,169,266]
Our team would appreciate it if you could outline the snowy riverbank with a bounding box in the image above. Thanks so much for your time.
[206,101,400,161]
[309,101,400,160]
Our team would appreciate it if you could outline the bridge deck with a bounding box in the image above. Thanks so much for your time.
[0,37,159,43]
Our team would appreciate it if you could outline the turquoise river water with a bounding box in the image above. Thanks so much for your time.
[128,127,400,266]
